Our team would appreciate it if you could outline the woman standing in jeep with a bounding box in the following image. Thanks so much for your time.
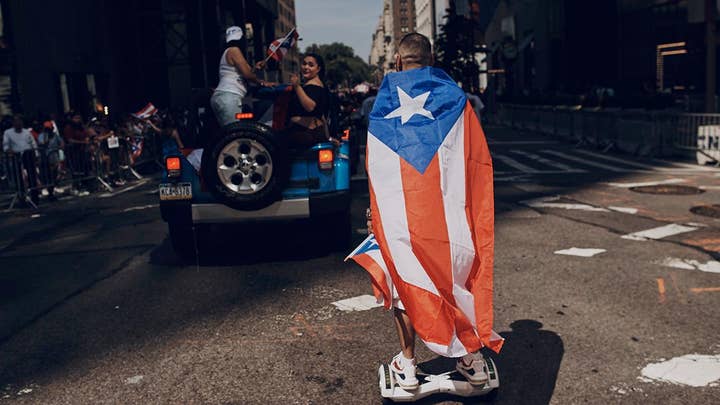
[285,53,334,146]
[211,26,271,126]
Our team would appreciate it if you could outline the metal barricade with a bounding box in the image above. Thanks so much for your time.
[491,103,720,163]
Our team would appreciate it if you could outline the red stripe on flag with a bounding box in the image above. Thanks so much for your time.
[352,253,391,309]
[462,102,501,353]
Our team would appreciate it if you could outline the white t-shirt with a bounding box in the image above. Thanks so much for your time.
[215,48,248,97]
[3,128,36,153]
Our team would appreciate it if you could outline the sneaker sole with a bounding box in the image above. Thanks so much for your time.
[456,368,489,386]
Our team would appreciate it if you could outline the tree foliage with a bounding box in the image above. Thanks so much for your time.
[434,8,482,92]
[304,42,371,88]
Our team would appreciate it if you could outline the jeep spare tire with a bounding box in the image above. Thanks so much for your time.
[201,122,288,210]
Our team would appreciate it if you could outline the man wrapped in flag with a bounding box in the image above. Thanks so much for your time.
[347,33,503,390]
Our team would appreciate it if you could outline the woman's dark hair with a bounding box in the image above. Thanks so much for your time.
[226,39,243,50]
[303,53,325,81]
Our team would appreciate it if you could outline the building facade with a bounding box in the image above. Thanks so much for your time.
[0,0,282,118]
[274,0,299,82]
[368,0,396,75]
[415,0,436,44]
[483,0,719,111]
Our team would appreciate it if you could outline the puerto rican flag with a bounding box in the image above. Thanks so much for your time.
[132,102,158,120]
[267,28,298,62]
[347,67,503,357]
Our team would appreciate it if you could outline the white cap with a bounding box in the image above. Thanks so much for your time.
[225,26,243,42]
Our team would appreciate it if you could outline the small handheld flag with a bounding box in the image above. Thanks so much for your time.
[132,102,158,120]
[266,28,298,62]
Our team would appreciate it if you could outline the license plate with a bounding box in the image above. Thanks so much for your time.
[159,183,192,201]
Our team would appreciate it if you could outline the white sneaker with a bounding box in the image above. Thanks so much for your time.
[389,352,419,390]
[456,351,489,385]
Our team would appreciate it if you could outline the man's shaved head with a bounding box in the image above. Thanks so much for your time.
[397,32,433,68]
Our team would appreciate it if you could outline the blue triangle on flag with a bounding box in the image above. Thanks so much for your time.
[368,67,466,174]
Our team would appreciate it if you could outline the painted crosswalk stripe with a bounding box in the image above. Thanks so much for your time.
[540,150,628,172]
[510,149,586,172]
[494,154,541,173]
[488,140,558,145]
[521,196,609,212]
[575,149,716,172]
[606,178,686,188]
[621,223,698,241]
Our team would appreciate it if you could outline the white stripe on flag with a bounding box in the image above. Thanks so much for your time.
[367,132,439,296]
[438,111,477,327]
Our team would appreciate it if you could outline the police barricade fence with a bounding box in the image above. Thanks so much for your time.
[1,132,160,209]
[487,104,720,162]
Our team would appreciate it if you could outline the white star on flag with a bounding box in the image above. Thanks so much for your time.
[384,87,434,125]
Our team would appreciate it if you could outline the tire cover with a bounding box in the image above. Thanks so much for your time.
[201,122,288,210]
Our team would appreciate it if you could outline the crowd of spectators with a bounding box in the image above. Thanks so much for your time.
[1,109,178,207]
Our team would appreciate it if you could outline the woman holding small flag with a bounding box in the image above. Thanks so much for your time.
[284,53,336,146]
[211,26,273,126]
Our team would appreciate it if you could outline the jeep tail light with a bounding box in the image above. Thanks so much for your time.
[235,112,254,120]
[166,157,181,178]
[318,149,333,170]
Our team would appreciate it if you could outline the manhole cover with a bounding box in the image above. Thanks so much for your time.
[629,185,705,195]
[690,204,720,218]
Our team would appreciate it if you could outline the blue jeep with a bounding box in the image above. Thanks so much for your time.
[159,86,352,258]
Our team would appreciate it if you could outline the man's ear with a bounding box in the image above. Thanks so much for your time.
[395,53,402,71]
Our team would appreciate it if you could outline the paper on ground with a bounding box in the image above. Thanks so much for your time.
[332,295,383,312]
[659,258,720,274]
[621,224,698,241]
[554,247,606,257]
[640,354,720,387]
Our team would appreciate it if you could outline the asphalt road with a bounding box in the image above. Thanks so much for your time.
[1,125,719,404]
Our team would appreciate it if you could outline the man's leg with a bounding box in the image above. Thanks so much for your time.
[390,306,419,389]
[393,308,415,359]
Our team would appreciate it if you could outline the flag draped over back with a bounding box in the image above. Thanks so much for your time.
[267,28,298,62]
[348,66,503,357]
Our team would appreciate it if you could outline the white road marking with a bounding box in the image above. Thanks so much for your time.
[16,388,32,395]
[621,224,698,241]
[700,186,720,190]
[659,258,720,274]
[606,178,686,188]
[488,140,558,145]
[640,354,720,387]
[30,214,41,218]
[510,149,586,172]
[686,222,709,228]
[331,295,383,312]
[521,196,610,212]
[494,175,533,182]
[554,247,606,257]
[99,179,149,198]
[122,204,159,212]
[124,375,144,385]
[608,206,638,214]
[494,154,541,173]
[541,150,628,172]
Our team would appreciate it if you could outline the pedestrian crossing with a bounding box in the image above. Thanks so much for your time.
[492,147,718,176]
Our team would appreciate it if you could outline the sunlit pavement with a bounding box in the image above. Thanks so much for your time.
[1,125,719,404]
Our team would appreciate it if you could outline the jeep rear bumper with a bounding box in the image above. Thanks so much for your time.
[160,190,351,225]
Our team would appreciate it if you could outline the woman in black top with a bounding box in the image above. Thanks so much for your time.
[285,53,334,146]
